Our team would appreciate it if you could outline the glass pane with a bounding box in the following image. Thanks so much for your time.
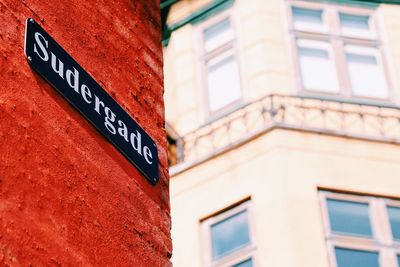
[346,50,388,98]
[387,206,400,240]
[204,18,234,52]
[292,7,323,31]
[327,199,372,236]
[397,255,400,266]
[207,51,241,112]
[297,43,339,93]
[340,13,371,36]
[232,258,252,267]
[335,248,379,267]
[211,210,250,259]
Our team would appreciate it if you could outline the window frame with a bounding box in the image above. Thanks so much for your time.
[344,44,389,99]
[320,191,377,240]
[286,0,394,103]
[339,12,377,39]
[319,190,400,267]
[295,38,340,94]
[200,200,257,267]
[291,5,329,34]
[328,244,382,267]
[383,199,400,246]
[195,9,244,121]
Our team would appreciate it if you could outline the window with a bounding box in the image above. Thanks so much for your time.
[199,14,242,117]
[388,206,400,240]
[232,258,253,267]
[327,199,372,237]
[320,190,400,267]
[206,50,242,112]
[201,200,256,267]
[292,7,326,32]
[335,248,379,267]
[203,18,234,53]
[211,210,250,259]
[297,39,339,93]
[290,1,390,100]
[340,13,375,38]
[345,46,388,98]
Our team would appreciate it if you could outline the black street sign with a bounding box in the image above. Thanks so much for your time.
[24,18,159,185]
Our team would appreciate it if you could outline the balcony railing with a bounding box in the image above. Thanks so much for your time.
[171,94,400,173]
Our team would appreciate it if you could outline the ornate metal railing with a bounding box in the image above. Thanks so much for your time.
[171,94,400,171]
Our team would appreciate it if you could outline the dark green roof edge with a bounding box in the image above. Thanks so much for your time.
[161,0,180,9]
[362,0,400,2]
[161,0,234,46]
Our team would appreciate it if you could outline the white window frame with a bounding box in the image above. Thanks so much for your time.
[291,5,329,34]
[319,190,400,267]
[195,9,244,121]
[287,0,393,102]
[384,199,400,247]
[296,38,340,94]
[344,44,388,99]
[200,200,257,267]
[339,12,377,39]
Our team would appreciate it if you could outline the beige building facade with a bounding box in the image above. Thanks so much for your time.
[162,0,400,266]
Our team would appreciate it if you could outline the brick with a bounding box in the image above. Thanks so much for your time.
[0,0,171,265]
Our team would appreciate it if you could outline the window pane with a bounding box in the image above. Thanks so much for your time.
[346,49,388,99]
[397,255,400,266]
[340,14,372,36]
[211,210,250,259]
[292,7,323,31]
[297,42,339,93]
[335,248,379,267]
[387,206,400,240]
[232,258,252,267]
[207,51,241,112]
[327,199,372,236]
[204,18,234,52]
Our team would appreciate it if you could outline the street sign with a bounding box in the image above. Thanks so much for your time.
[24,18,159,185]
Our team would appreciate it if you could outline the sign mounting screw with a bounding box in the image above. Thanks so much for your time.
[29,18,34,23]
[27,56,32,61]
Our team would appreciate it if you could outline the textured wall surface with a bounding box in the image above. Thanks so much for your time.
[0,0,171,266]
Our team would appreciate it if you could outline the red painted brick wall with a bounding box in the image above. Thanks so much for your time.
[0,0,171,266]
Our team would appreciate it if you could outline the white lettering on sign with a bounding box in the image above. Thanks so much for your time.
[32,31,154,166]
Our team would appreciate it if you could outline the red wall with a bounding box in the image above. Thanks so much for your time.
[0,0,171,265]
